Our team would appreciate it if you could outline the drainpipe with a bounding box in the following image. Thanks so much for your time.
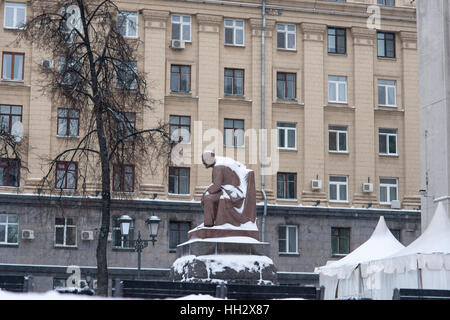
[260,0,268,242]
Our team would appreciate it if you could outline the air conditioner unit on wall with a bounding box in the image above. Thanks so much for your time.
[171,39,185,49]
[391,200,402,209]
[42,59,54,69]
[22,229,35,240]
[311,179,322,190]
[81,230,94,241]
[362,183,374,193]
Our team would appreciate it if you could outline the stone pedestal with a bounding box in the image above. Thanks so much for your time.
[170,237,278,285]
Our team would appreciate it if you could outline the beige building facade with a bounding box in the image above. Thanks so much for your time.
[0,0,422,292]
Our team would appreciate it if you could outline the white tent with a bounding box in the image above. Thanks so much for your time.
[360,202,450,300]
[315,216,405,299]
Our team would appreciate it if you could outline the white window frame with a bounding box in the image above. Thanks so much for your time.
[277,122,297,150]
[117,11,138,38]
[224,19,245,46]
[379,178,398,205]
[278,225,298,254]
[171,14,191,42]
[329,175,348,203]
[4,2,26,29]
[328,125,348,153]
[328,76,348,103]
[0,214,18,245]
[379,128,398,156]
[277,23,296,50]
[55,217,77,247]
[378,79,397,107]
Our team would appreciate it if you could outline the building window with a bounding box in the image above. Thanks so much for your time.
[224,68,244,96]
[377,32,396,58]
[115,112,136,142]
[170,65,191,93]
[277,122,297,150]
[328,76,347,103]
[277,23,296,50]
[0,158,20,187]
[169,115,191,144]
[113,164,134,192]
[329,175,348,202]
[391,229,401,242]
[169,167,190,195]
[328,27,346,54]
[379,128,397,156]
[115,61,137,89]
[0,105,22,134]
[55,217,77,247]
[331,227,350,256]
[224,118,244,147]
[380,178,398,204]
[0,214,18,245]
[169,221,190,252]
[328,125,348,153]
[171,14,191,42]
[112,217,134,249]
[117,11,138,38]
[4,2,26,29]
[55,161,77,190]
[278,225,298,254]
[224,19,244,46]
[2,52,24,81]
[277,172,297,200]
[277,72,296,100]
[378,80,397,107]
[57,108,79,137]
[59,57,81,86]
[377,0,394,7]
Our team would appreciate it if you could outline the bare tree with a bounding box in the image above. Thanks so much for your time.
[19,0,174,296]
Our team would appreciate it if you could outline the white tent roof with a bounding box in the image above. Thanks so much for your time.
[315,216,404,278]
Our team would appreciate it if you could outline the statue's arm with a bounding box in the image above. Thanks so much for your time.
[206,167,223,194]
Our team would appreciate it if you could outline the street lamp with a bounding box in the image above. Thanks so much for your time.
[118,214,161,279]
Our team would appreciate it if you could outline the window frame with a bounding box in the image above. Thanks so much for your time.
[329,175,348,203]
[169,221,191,252]
[171,14,191,42]
[331,227,350,256]
[224,68,244,96]
[115,61,137,90]
[117,11,138,38]
[57,108,80,138]
[379,177,398,205]
[170,64,191,93]
[0,213,19,245]
[3,2,26,30]
[55,161,78,190]
[113,164,135,193]
[277,172,297,200]
[55,217,77,248]
[224,19,245,46]
[278,225,299,255]
[115,112,136,142]
[328,75,348,104]
[0,158,20,187]
[2,52,24,81]
[327,27,346,54]
[277,23,296,50]
[328,125,348,153]
[168,167,190,195]
[277,122,297,151]
[0,104,22,135]
[378,79,397,107]
[379,128,398,156]
[112,216,135,249]
[377,32,396,59]
[276,72,296,100]
[169,115,191,144]
[377,0,395,7]
[223,118,245,147]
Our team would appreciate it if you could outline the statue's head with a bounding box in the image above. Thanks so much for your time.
[202,151,216,168]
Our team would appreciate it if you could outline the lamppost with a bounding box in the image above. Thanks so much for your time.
[118,215,161,279]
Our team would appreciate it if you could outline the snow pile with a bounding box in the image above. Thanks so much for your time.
[0,289,110,300]
[189,221,258,233]
[180,236,261,246]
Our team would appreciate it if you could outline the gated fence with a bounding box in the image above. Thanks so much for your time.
[113,279,325,300]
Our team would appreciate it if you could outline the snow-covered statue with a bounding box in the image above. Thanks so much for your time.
[201,151,256,227]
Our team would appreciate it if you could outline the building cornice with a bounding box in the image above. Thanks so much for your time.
[301,23,326,42]
[197,13,223,33]
[141,9,170,29]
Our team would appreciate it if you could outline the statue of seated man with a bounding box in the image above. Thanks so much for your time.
[201,151,256,227]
